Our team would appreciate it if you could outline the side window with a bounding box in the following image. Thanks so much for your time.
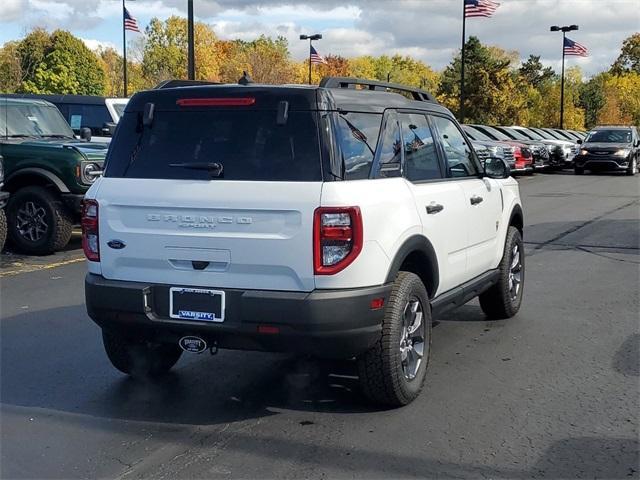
[431,116,479,178]
[335,112,382,180]
[398,113,442,181]
[375,112,402,178]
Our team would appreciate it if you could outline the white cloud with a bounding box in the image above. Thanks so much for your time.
[0,0,27,22]
[81,38,119,53]
[1,0,638,76]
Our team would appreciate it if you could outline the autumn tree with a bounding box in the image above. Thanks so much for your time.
[0,41,22,92]
[142,16,222,84]
[611,33,640,75]
[347,56,377,80]
[220,36,297,84]
[98,46,149,96]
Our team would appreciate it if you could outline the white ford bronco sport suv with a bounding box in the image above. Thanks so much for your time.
[84,77,524,406]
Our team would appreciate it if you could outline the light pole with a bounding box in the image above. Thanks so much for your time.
[299,33,322,84]
[550,24,578,129]
[187,0,195,80]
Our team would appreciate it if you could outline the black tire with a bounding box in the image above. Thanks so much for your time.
[479,226,525,319]
[6,186,73,255]
[0,208,7,252]
[102,330,183,378]
[574,167,584,175]
[626,157,637,176]
[357,272,432,407]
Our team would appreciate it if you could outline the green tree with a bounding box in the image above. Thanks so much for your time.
[579,73,607,128]
[519,55,555,88]
[611,33,640,75]
[20,30,105,95]
[16,28,51,88]
[437,36,526,124]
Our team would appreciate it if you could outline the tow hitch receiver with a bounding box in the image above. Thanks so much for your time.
[179,336,207,353]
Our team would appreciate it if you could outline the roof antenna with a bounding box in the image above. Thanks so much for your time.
[238,71,254,85]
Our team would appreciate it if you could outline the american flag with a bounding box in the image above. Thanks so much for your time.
[310,45,327,65]
[564,37,588,57]
[464,0,500,18]
[124,7,141,33]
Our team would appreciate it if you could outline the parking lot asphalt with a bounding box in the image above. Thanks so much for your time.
[1,172,638,479]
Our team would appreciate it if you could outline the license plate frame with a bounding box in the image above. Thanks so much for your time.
[169,287,225,323]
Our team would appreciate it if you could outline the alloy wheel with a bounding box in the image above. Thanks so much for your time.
[16,200,48,242]
[399,297,426,381]
[508,244,522,301]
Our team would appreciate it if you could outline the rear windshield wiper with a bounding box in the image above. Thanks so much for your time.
[169,162,224,177]
[339,114,375,156]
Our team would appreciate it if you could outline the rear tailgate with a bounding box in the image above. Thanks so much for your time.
[97,179,321,291]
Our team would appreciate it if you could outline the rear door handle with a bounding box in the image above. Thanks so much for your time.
[470,195,483,206]
[426,203,444,214]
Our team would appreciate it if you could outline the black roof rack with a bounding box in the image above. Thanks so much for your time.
[155,79,222,89]
[319,77,437,103]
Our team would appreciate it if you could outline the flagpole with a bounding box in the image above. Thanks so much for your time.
[460,0,466,124]
[308,39,312,85]
[122,0,127,97]
[560,31,566,129]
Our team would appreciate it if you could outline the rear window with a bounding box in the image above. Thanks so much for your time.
[105,109,322,181]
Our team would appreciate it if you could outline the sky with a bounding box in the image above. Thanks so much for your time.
[0,0,638,77]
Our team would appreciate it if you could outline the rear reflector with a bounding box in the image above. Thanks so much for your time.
[176,97,256,107]
[257,325,280,335]
[370,298,385,310]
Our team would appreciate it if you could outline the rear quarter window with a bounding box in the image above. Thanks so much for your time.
[105,109,323,181]
[334,112,382,180]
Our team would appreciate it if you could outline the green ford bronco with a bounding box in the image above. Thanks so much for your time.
[0,97,107,255]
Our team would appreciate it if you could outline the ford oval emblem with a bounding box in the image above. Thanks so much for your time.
[107,239,126,249]
[179,336,207,353]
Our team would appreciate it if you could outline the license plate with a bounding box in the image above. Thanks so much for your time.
[169,287,225,322]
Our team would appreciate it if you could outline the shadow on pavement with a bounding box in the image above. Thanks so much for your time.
[613,334,640,377]
[0,305,382,427]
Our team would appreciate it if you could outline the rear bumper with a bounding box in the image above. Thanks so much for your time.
[85,274,391,359]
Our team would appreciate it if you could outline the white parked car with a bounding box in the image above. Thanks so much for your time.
[83,77,525,406]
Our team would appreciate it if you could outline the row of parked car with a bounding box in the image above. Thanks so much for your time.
[465,124,639,178]
[0,89,638,256]
[463,124,583,174]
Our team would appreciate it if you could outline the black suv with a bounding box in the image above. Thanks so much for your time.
[575,126,639,175]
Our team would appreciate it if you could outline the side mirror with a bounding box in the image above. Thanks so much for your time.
[80,127,92,142]
[102,122,117,136]
[484,156,510,179]
[576,139,583,144]
[635,139,640,147]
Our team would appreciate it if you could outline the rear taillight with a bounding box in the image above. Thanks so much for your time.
[82,199,99,262]
[314,207,362,275]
